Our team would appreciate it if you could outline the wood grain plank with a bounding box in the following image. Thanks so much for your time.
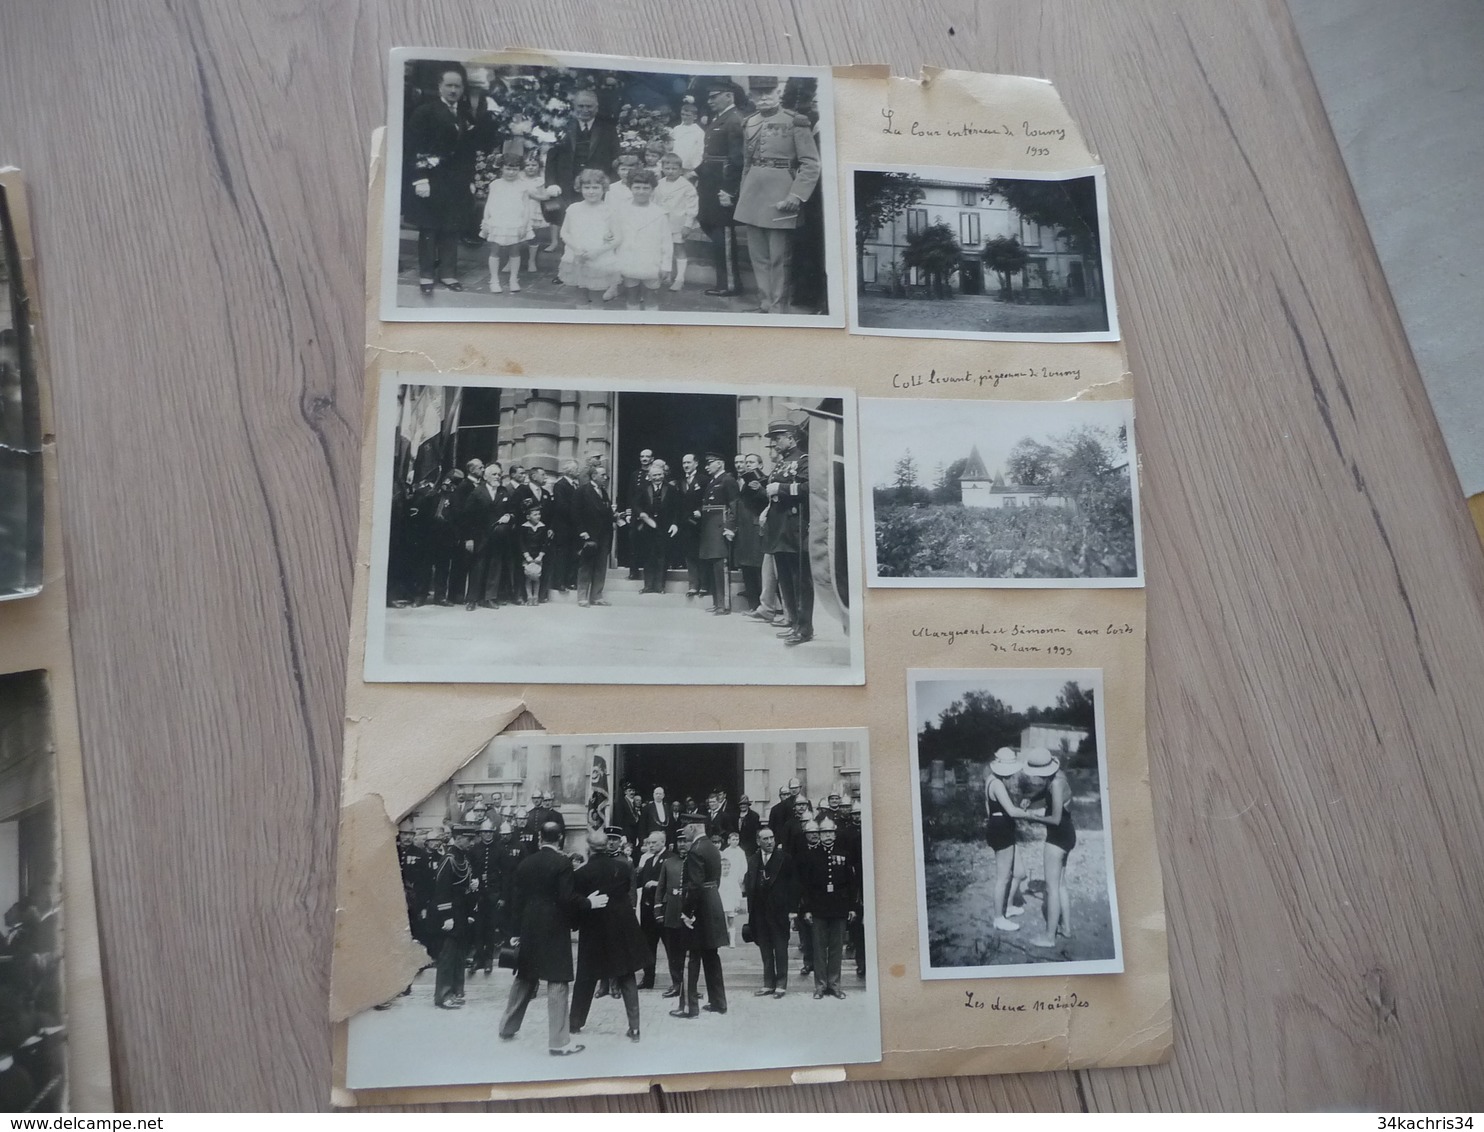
[1,0,1480,1111]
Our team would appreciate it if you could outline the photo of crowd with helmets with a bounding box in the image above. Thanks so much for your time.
[348,731,879,1088]
[385,50,839,324]
[369,378,864,684]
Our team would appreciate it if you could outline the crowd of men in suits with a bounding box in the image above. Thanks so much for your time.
[385,416,817,646]
[0,893,65,1111]
[391,778,865,1054]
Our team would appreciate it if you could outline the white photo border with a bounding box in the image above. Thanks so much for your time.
[905,667,1124,980]
[382,47,846,329]
[844,163,1119,343]
[344,725,881,1089]
[365,371,867,684]
[858,397,1145,589]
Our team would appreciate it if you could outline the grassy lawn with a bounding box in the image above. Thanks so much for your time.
[858,291,1108,335]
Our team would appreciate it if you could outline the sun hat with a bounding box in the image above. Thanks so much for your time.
[988,747,1022,777]
[1021,747,1061,777]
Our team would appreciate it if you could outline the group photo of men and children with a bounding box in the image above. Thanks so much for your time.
[387,54,838,323]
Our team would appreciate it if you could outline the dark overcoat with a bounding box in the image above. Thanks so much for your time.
[743,847,797,932]
[402,98,478,231]
[571,854,651,978]
[681,835,730,950]
[698,473,738,561]
[762,451,809,556]
[510,846,582,983]
[732,471,768,568]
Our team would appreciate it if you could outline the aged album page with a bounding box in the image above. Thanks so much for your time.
[0,172,115,1113]
[333,62,1168,1103]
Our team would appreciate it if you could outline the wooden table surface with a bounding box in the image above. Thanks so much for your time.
[3,0,1482,1112]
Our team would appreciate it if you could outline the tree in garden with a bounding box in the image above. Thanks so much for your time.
[1046,426,1134,574]
[893,451,920,489]
[983,234,1029,301]
[988,176,1102,297]
[901,222,961,299]
[1006,437,1057,486]
[853,171,924,290]
[933,457,970,504]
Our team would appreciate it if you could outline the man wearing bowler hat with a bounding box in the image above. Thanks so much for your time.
[763,418,813,645]
[698,452,739,614]
[696,78,747,297]
[735,75,821,314]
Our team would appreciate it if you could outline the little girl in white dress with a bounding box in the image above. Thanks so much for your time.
[613,168,673,311]
[480,155,556,294]
[557,168,621,306]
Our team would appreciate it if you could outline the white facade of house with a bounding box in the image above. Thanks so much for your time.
[1020,723,1089,756]
[860,179,1097,299]
[961,478,1069,510]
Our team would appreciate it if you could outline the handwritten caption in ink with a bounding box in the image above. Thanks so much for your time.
[964,991,1092,1012]
[881,109,1067,156]
[911,622,1134,657]
[889,367,1083,392]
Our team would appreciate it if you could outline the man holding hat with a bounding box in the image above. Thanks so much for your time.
[671,814,729,1018]
[763,419,813,645]
[697,79,746,297]
[698,453,739,614]
[735,76,821,314]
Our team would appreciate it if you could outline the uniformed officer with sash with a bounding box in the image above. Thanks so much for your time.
[734,75,821,314]
[762,418,813,645]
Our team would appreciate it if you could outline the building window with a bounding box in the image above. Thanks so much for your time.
[1005,496,1018,508]
[862,254,877,283]
[959,212,980,246]
[906,208,927,235]
[861,221,880,240]
[960,188,978,206]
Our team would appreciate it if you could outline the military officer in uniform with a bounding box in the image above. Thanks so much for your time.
[733,76,821,314]
[799,817,858,1000]
[671,814,729,1019]
[467,819,501,974]
[696,79,746,297]
[432,827,477,1008]
[698,452,738,614]
[762,419,814,645]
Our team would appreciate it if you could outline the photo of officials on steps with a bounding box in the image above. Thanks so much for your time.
[345,729,879,1089]
[381,49,843,327]
[365,375,865,684]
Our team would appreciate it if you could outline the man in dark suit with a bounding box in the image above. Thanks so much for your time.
[657,845,690,1001]
[678,453,710,598]
[671,815,729,1019]
[617,784,645,849]
[498,822,609,1056]
[743,827,796,997]
[640,787,676,846]
[632,832,669,990]
[798,817,858,1000]
[621,448,655,579]
[737,794,763,856]
[633,465,678,594]
[696,80,746,296]
[512,467,556,601]
[569,829,650,1041]
[549,460,582,593]
[460,464,514,610]
[431,828,476,1009]
[403,66,479,294]
[573,466,615,608]
[698,452,738,613]
[706,790,738,841]
[543,87,619,256]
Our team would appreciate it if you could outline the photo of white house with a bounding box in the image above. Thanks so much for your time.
[848,165,1117,342]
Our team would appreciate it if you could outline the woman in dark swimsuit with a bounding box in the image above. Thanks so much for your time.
[1019,747,1075,949]
[983,748,1025,933]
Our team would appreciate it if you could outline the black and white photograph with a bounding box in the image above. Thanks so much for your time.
[0,180,43,602]
[847,164,1117,342]
[382,49,843,327]
[860,397,1143,587]
[907,669,1122,979]
[345,728,879,1089]
[0,671,66,1109]
[366,375,864,684]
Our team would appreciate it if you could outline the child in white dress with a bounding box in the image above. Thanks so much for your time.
[518,154,557,268]
[614,168,673,311]
[654,153,700,292]
[671,100,705,177]
[480,155,552,294]
[608,152,640,208]
[557,168,620,307]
